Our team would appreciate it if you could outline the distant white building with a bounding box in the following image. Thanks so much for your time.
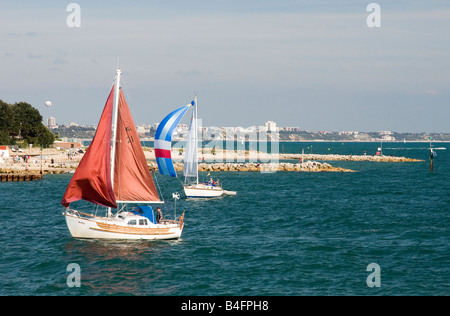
[339,131,359,135]
[283,127,301,132]
[265,121,277,132]
[173,123,189,139]
[379,131,395,141]
[47,117,57,129]
[381,134,395,141]
[136,125,147,135]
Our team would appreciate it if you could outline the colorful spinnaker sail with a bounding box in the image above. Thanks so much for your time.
[154,103,192,176]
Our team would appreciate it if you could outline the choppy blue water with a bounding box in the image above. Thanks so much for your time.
[1,142,448,296]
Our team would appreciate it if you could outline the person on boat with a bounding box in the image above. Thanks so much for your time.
[156,207,163,223]
[208,177,216,186]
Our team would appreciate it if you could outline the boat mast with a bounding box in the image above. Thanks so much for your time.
[108,69,121,217]
[194,95,199,185]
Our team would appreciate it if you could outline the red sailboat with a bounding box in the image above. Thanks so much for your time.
[62,69,184,240]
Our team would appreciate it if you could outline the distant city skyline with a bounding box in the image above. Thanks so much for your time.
[49,117,450,143]
[48,117,450,140]
[1,1,450,133]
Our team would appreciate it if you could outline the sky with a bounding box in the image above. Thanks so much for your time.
[1,0,450,132]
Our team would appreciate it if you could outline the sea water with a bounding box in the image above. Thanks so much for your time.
[0,142,448,295]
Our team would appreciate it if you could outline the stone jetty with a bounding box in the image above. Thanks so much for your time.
[148,161,354,173]
[280,153,422,162]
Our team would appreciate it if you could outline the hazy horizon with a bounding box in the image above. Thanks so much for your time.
[1,1,449,133]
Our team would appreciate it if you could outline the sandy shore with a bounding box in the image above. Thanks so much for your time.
[0,147,421,175]
[0,148,78,174]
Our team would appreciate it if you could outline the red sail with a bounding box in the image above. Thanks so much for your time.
[113,89,160,202]
[61,86,117,208]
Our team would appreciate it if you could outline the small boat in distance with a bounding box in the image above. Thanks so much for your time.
[182,96,224,198]
[154,96,235,198]
[61,69,185,240]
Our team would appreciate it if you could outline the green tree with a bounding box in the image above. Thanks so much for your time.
[0,100,14,144]
[0,99,55,147]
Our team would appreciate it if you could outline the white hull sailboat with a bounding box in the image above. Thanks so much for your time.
[64,209,183,240]
[154,96,232,198]
[183,183,223,198]
[182,96,223,198]
[61,69,184,240]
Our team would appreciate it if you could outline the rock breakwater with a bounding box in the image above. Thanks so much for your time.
[148,161,353,172]
[280,154,422,162]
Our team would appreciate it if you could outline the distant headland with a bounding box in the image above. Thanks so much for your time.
[50,123,450,143]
